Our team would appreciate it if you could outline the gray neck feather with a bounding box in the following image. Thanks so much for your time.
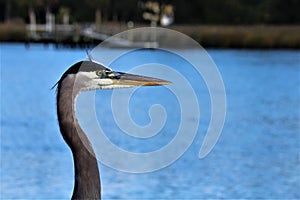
[57,75,101,199]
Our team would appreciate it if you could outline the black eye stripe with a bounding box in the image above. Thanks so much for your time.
[109,72,125,79]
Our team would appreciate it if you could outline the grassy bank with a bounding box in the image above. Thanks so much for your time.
[0,23,27,42]
[0,23,299,49]
[171,25,300,49]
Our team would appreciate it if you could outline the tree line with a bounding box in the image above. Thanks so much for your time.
[1,0,299,25]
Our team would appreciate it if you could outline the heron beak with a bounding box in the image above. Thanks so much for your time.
[111,72,171,86]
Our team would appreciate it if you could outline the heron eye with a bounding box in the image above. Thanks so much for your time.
[96,70,102,76]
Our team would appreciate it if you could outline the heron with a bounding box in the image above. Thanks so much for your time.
[55,60,170,199]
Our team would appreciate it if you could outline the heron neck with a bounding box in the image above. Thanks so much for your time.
[57,77,101,199]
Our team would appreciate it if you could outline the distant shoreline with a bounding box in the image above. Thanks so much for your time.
[1,23,299,49]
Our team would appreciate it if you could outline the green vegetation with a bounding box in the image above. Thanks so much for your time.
[1,0,299,24]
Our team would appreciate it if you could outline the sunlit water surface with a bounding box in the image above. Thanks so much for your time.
[1,43,299,199]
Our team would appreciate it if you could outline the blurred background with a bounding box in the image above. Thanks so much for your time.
[1,0,299,199]
[0,0,300,48]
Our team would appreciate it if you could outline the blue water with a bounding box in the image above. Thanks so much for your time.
[1,43,299,199]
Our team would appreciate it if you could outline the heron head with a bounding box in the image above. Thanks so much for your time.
[56,61,171,91]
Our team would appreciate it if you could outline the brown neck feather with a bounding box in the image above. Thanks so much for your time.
[57,75,101,199]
